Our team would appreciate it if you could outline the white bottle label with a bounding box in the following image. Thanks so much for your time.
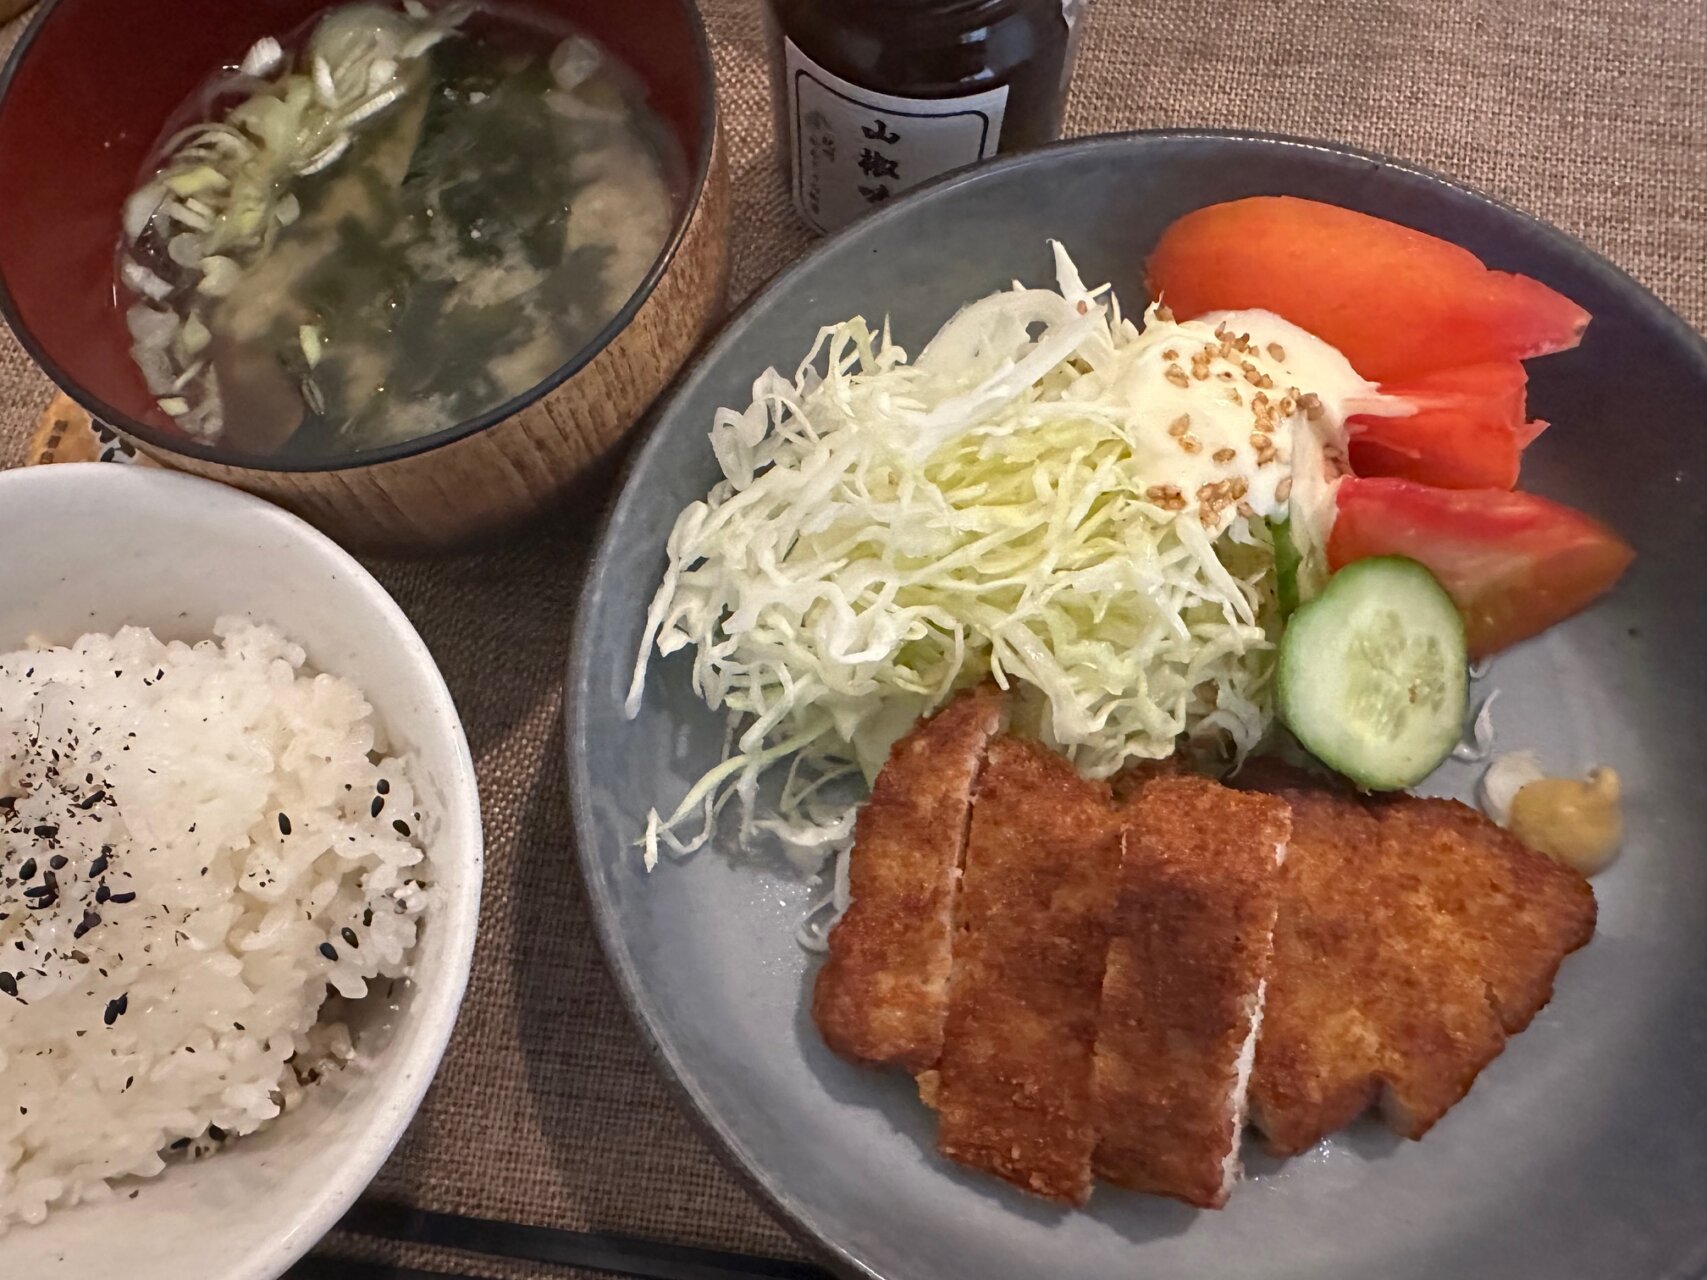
[784,37,1009,235]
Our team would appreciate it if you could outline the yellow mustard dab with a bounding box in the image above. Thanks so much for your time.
[1508,767,1622,875]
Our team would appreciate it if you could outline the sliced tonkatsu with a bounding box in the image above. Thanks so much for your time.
[816,737,1597,1210]
[1091,774,1291,1208]
[933,736,1124,1205]
[1238,763,1596,1155]
[1371,794,1599,1037]
[812,686,1006,1071]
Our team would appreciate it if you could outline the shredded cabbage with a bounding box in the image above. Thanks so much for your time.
[628,245,1282,875]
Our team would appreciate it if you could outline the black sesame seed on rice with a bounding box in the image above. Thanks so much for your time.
[392,819,411,837]
[277,813,292,836]
[370,796,385,818]
[341,927,359,948]
[318,942,338,961]
[103,993,128,1025]
[376,778,390,795]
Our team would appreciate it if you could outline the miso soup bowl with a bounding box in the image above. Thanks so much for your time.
[0,0,729,555]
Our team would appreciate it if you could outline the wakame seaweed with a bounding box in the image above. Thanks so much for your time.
[120,3,682,459]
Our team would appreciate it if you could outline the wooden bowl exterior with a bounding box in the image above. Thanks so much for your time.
[120,128,731,555]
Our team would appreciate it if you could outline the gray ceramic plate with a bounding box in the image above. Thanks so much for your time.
[567,132,1707,1280]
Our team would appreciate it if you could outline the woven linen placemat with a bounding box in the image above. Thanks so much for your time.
[2,1,1704,1276]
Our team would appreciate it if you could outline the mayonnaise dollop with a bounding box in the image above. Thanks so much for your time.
[1108,305,1396,537]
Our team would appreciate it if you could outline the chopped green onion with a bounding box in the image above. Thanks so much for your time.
[196,256,241,296]
[299,324,325,368]
[165,166,229,198]
[122,181,167,241]
[179,315,213,358]
[121,259,174,303]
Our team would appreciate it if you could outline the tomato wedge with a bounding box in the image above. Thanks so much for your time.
[1349,362,1535,490]
[1146,197,1590,381]
[1327,477,1634,658]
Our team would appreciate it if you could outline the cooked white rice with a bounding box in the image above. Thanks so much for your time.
[0,618,429,1230]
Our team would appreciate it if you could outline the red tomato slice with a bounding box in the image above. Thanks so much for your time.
[1327,477,1634,658]
[1146,197,1590,381]
[1349,362,1529,490]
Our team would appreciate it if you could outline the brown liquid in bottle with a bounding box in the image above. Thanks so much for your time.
[766,0,1080,233]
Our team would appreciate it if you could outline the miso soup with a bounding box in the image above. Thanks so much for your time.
[118,1,682,460]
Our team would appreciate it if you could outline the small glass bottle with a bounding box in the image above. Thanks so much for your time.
[766,0,1083,234]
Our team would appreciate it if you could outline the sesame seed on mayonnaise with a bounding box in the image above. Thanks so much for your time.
[1110,305,1400,537]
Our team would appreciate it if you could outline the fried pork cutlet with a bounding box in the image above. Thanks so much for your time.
[934,737,1123,1205]
[813,687,1006,1071]
[1091,775,1291,1209]
[1238,763,1596,1155]
[1107,754,1188,805]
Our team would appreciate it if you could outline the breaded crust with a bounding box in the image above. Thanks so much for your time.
[813,687,1006,1070]
[1108,754,1188,805]
[1368,794,1598,1034]
[1091,775,1290,1208]
[1239,764,1596,1155]
[934,737,1123,1205]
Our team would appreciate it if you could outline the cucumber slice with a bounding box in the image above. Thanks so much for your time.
[1277,556,1468,790]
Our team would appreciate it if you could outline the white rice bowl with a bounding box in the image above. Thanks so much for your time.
[0,618,431,1230]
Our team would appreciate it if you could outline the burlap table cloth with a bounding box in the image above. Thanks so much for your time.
[1,1,1702,1275]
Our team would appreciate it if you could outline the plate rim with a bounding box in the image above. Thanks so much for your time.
[564,126,1707,1280]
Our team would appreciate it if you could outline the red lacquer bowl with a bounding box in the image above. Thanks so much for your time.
[0,0,729,552]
